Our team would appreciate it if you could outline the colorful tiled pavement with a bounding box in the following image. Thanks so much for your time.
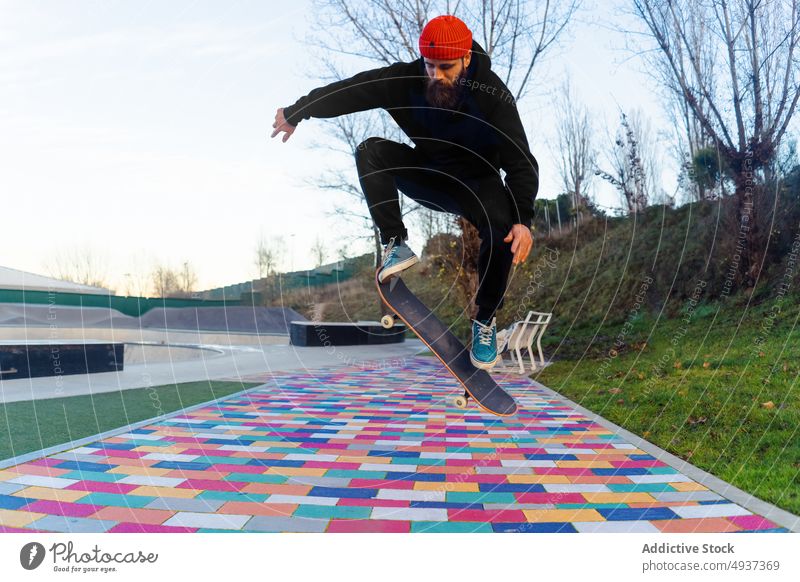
[0,357,790,533]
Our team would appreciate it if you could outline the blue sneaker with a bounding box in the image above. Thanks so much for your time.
[377,237,419,283]
[470,317,501,369]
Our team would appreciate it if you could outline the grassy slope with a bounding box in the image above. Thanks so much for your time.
[537,294,800,515]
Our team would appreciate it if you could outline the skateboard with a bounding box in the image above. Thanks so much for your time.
[376,271,518,416]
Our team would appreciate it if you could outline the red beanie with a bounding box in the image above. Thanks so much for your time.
[419,15,472,60]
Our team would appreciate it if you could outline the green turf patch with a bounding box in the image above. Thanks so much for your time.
[537,295,800,516]
[0,379,261,462]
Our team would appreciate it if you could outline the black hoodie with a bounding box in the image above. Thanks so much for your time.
[283,41,539,226]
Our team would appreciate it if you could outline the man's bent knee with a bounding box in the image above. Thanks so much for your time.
[355,136,386,164]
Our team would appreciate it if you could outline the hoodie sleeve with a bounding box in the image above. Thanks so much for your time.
[283,62,411,126]
[489,97,539,227]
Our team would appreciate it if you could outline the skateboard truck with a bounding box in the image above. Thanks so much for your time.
[380,277,400,329]
[453,390,470,409]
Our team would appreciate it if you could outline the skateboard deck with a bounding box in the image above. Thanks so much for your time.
[376,272,518,416]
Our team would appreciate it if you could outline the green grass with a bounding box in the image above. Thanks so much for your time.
[537,293,800,516]
[0,380,261,461]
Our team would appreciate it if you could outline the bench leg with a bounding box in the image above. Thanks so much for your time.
[514,348,524,374]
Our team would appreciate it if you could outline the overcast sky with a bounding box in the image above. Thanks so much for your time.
[1,0,672,294]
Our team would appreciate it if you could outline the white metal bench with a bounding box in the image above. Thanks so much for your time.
[497,310,552,374]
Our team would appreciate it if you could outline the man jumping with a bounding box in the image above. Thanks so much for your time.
[272,15,539,370]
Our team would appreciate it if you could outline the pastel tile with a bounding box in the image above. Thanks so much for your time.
[90,506,175,525]
[371,507,449,521]
[573,520,661,533]
[411,521,493,533]
[378,489,445,502]
[162,512,250,530]
[23,500,102,518]
[727,514,782,530]
[29,515,117,533]
[0,482,26,495]
[242,516,327,532]
[651,491,725,502]
[670,481,711,492]
[219,502,298,517]
[670,504,752,519]
[629,474,695,484]
[328,519,410,533]
[506,474,571,484]
[12,486,90,503]
[144,497,226,512]
[73,493,156,508]
[0,508,47,528]
[522,509,605,522]
[581,492,657,504]
[108,522,198,533]
[117,475,187,487]
[293,505,372,520]
[106,466,174,476]
[414,481,478,492]
[128,486,201,499]
[653,518,742,533]
[7,475,78,489]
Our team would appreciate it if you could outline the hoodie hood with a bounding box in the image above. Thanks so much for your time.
[466,40,491,80]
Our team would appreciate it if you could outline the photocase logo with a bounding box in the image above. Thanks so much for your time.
[20,542,46,570]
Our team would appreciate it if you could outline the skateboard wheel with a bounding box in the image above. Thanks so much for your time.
[453,394,469,409]
[380,314,395,329]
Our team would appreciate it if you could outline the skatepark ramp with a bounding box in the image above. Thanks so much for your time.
[139,306,305,334]
[0,303,305,335]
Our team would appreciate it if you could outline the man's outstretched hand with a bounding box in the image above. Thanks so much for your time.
[504,224,533,265]
[271,108,296,142]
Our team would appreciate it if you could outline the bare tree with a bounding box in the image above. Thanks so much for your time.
[307,0,580,99]
[148,261,197,298]
[649,4,720,203]
[596,110,661,214]
[629,0,800,285]
[553,77,597,225]
[151,264,181,298]
[634,109,663,208]
[43,244,109,289]
[303,0,581,308]
[770,136,799,180]
[179,261,198,296]
[254,234,286,278]
[417,207,457,251]
[122,253,155,297]
[310,236,328,267]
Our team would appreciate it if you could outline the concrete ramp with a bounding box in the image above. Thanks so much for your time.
[138,306,305,334]
[0,303,306,335]
[0,304,137,328]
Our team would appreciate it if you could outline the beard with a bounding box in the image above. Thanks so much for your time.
[425,74,466,109]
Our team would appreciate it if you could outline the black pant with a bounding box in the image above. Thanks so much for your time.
[354,136,516,316]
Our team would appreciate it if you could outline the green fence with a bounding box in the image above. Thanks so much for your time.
[203,253,374,301]
[0,288,240,317]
